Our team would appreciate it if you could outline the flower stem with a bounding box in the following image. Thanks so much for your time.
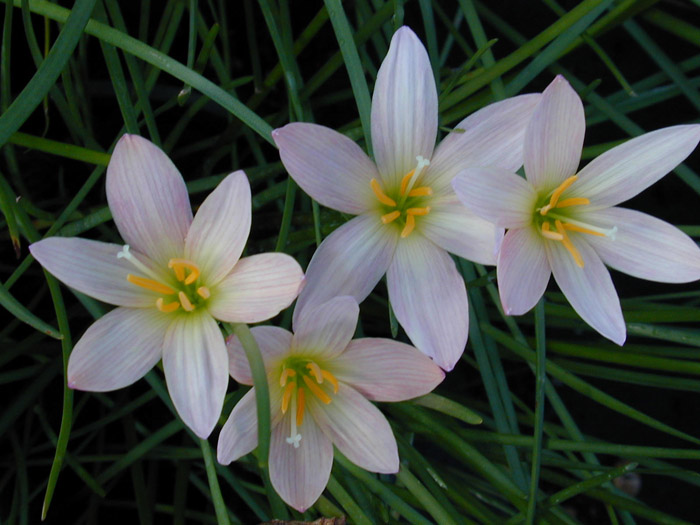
[199,438,230,525]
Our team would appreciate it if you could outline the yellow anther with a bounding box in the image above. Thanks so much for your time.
[370,178,396,207]
[542,175,578,215]
[399,170,415,196]
[408,186,433,197]
[280,368,297,387]
[306,362,324,384]
[197,286,211,299]
[562,223,605,237]
[302,375,331,404]
[321,370,339,393]
[127,274,177,295]
[178,291,195,312]
[296,387,306,426]
[401,213,416,238]
[381,210,401,224]
[168,259,201,285]
[156,298,180,313]
[541,222,564,241]
[281,381,295,413]
[406,206,431,216]
[556,197,590,209]
[555,220,584,268]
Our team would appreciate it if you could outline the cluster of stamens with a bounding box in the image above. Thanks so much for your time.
[279,359,339,448]
[118,245,210,313]
[370,156,433,238]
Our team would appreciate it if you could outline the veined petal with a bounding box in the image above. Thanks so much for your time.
[227,326,293,384]
[217,388,258,464]
[453,167,537,229]
[269,410,333,512]
[208,253,304,323]
[273,123,378,214]
[106,135,192,266]
[387,234,469,371]
[29,237,157,307]
[419,197,504,265]
[67,307,169,391]
[293,214,398,324]
[185,172,251,285]
[426,94,541,194]
[162,312,228,438]
[570,125,700,207]
[524,76,585,191]
[292,296,359,360]
[584,207,700,283]
[497,227,551,315]
[371,26,437,188]
[308,383,399,474]
[332,338,444,401]
[546,235,626,345]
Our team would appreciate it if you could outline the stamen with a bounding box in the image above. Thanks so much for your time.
[399,170,415,196]
[156,298,180,313]
[555,220,584,268]
[171,263,185,282]
[321,370,339,393]
[302,375,331,404]
[306,362,323,384]
[280,368,296,387]
[178,291,195,312]
[286,390,302,448]
[401,214,416,238]
[381,210,401,224]
[562,223,605,237]
[168,259,201,285]
[541,175,578,215]
[370,179,397,207]
[399,156,431,200]
[127,274,177,295]
[197,286,211,299]
[406,206,431,216]
[408,186,433,197]
[296,387,306,426]
[556,197,589,208]
[541,222,564,241]
[281,380,295,413]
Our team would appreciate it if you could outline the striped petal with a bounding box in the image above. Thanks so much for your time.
[292,296,359,360]
[227,326,293,384]
[217,388,259,464]
[273,123,378,214]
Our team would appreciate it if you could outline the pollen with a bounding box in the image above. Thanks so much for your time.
[280,368,296,387]
[540,175,579,216]
[281,381,295,413]
[401,214,416,238]
[555,219,584,268]
[296,387,306,426]
[408,186,433,197]
[156,298,180,313]
[370,178,397,207]
[399,170,415,196]
[168,259,201,285]
[197,286,211,299]
[127,274,177,295]
[178,291,195,312]
[381,210,401,224]
[321,370,339,393]
[306,362,324,383]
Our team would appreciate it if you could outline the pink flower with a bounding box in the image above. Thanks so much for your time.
[216,296,444,512]
[273,26,540,370]
[454,75,700,344]
[30,135,304,438]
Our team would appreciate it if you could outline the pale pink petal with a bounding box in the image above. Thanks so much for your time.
[524,76,585,191]
[497,227,551,315]
[185,172,251,285]
[426,94,541,194]
[308,383,398,474]
[217,388,259,464]
[570,125,700,207]
[452,167,537,229]
[227,326,293,384]
[106,135,192,266]
[29,237,157,307]
[419,197,504,265]
[371,26,437,188]
[584,207,700,283]
[269,411,333,512]
[208,253,304,323]
[293,214,398,324]
[272,123,378,214]
[387,234,469,371]
[292,296,358,360]
[162,312,228,438]
[331,338,444,401]
[67,307,169,391]
[546,235,626,345]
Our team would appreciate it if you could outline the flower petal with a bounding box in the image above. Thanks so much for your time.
[106,135,192,266]
[524,76,585,191]
[208,253,304,323]
[387,234,469,371]
[217,388,259,464]
[371,26,437,188]
[497,227,551,315]
[292,296,359,360]
[272,123,378,214]
[227,326,293,384]
[332,338,444,401]
[185,171,251,285]
[419,196,504,265]
[67,307,169,391]
[570,125,700,207]
[546,235,626,345]
[293,214,398,324]
[426,93,541,194]
[162,312,228,438]
[584,207,700,283]
[308,383,398,473]
[269,411,333,512]
[453,168,537,229]
[29,237,157,307]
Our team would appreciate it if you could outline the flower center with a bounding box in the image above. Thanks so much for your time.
[535,175,616,268]
[278,357,339,448]
[370,156,433,238]
[118,245,211,313]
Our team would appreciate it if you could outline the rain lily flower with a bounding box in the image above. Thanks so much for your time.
[453,75,700,344]
[273,26,541,370]
[217,296,444,511]
[29,135,304,438]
